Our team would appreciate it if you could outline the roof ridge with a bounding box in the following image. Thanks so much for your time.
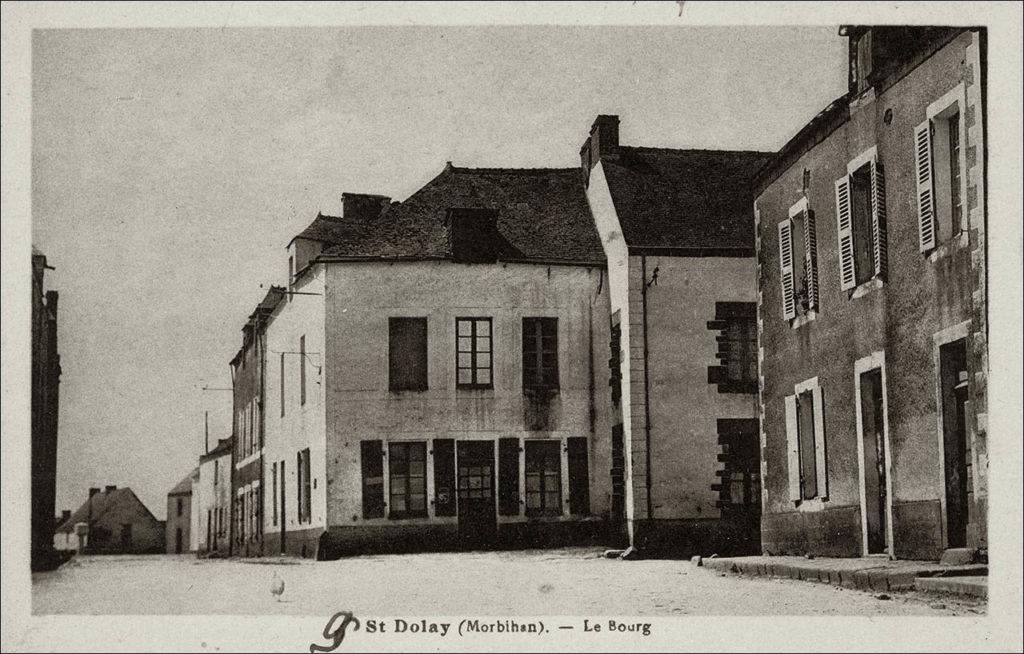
[617,145,774,156]
[448,165,581,175]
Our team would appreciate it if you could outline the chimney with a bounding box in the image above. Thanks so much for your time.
[88,487,100,499]
[342,193,391,223]
[590,115,619,163]
[105,485,117,493]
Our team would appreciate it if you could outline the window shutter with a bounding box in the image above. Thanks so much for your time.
[785,394,800,502]
[870,157,888,279]
[915,120,936,252]
[812,385,828,499]
[803,209,819,310]
[777,220,796,320]
[567,437,590,515]
[834,177,856,290]
[432,439,456,516]
[498,438,520,516]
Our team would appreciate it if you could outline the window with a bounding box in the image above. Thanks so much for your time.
[177,498,183,517]
[784,379,828,503]
[271,462,278,526]
[214,460,219,485]
[433,439,456,517]
[707,303,757,393]
[296,448,311,523]
[288,255,294,293]
[300,336,306,406]
[525,441,562,516]
[835,150,887,290]
[280,352,285,417]
[916,90,966,252]
[715,419,761,515]
[389,317,428,391]
[360,441,384,519]
[456,318,493,389]
[498,438,520,516]
[522,318,558,391]
[778,199,819,320]
[388,442,427,518]
[567,437,590,515]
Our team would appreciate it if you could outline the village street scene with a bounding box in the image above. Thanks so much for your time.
[11,4,1022,652]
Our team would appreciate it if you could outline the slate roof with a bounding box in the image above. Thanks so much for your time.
[168,470,196,497]
[600,147,773,250]
[200,437,232,462]
[55,487,152,534]
[317,165,605,265]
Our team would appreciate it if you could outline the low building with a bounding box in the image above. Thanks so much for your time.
[260,167,613,558]
[54,486,164,554]
[754,27,987,560]
[581,115,773,555]
[166,470,196,553]
[32,247,61,570]
[197,438,233,555]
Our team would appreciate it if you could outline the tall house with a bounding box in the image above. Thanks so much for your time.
[754,27,987,560]
[261,169,612,558]
[31,246,61,570]
[166,470,195,554]
[229,286,285,557]
[197,438,233,555]
[582,115,773,554]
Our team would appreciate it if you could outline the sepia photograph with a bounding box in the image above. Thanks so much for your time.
[2,1,1021,652]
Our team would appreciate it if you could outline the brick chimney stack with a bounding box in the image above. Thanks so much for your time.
[580,115,620,185]
[105,485,117,493]
[88,487,100,498]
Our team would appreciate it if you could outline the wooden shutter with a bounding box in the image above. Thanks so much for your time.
[567,437,590,515]
[915,120,937,252]
[360,440,384,519]
[498,438,520,516]
[834,177,856,291]
[812,385,828,499]
[803,209,819,310]
[870,158,888,279]
[777,220,796,320]
[432,439,456,516]
[784,394,800,502]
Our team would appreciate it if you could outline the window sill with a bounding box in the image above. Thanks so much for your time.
[850,276,884,299]
[925,230,970,263]
[789,309,817,329]
[794,496,829,512]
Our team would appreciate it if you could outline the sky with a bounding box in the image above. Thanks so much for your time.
[32,25,846,520]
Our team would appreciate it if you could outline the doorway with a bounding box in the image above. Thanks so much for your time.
[175,527,183,553]
[939,338,970,548]
[457,441,496,549]
[858,366,889,555]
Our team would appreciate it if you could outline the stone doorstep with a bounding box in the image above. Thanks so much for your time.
[914,575,988,598]
[703,556,988,594]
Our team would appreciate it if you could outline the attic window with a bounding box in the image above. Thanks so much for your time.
[450,208,499,264]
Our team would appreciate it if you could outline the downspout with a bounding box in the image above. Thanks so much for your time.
[640,256,653,521]
[258,319,267,556]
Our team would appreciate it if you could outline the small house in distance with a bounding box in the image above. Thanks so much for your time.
[54,486,164,554]
[166,470,196,554]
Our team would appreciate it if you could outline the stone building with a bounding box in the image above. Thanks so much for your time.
[31,247,61,570]
[197,438,233,555]
[230,286,285,557]
[754,27,987,560]
[54,486,164,554]
[258,168,612,558]
[166,470,195,553]
[581,115,772,554]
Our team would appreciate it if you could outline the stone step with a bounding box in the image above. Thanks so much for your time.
[915,575,988,598]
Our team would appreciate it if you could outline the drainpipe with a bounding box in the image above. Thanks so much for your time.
[640,256,653,521]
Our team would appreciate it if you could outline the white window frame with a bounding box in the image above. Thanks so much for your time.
[786,376,828,511]
[919,84,970,256]
[786,197,819,327]
[854,350,895,558]
[841,146,887,298]
[932,320,973,550]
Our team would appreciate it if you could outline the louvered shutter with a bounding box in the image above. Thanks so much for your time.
[834,177,856,290]
[915,120,936,252]
[785,394,800,502]
[812,385,828,499]
[778,220,796,320]
[803,209,819,310]
[870,157,888,279]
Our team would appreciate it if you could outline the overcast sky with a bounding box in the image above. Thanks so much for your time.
[32,25,846,519]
